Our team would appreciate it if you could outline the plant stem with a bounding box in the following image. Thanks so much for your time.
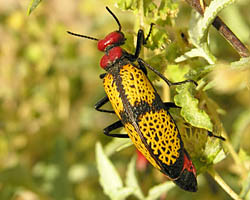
[212,17,250,58]
[222,130,248,176]
[205,95,248,175]
[185,0,250,57]
[208,168,242,200]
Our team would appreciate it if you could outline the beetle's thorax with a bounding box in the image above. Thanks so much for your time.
[98,31,126,69]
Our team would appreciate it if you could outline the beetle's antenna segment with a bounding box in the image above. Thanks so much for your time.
[67,31,99,41]
[106,6,122,32]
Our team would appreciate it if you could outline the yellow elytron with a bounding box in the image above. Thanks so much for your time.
[103,64,181,169]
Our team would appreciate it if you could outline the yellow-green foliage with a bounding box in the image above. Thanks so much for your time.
[0,0,250,200]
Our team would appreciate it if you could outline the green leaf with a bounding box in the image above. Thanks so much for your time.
[95,142,122,195]
[125,156,145,200]
[27,0,42,15]
[165,64,190,82]
[145,181,175,200]
[203,137,226,165]
[174,84,213,131]
[175,45,216,64]
[147,28,168,50]
[104,138,133,157]
[189,0,236,45]
[95,142,133,200]
[184,0,236,63]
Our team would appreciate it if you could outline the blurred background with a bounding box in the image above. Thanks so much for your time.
[0,0,249,200]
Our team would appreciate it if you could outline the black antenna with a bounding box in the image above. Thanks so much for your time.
[105,6,122,32]
[67,31,99,41]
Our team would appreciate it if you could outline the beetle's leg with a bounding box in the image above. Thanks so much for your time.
[137,58,198,87]
[164,102,225,140]
[129,23,155,61]
[132,23,154,75]
[138,60,148,75]
[103,120,129,138]
[99,73,107,79]
[164,102,181,109]
[164,103,225,141]
[207,131,226,141]
[95,96,115,114]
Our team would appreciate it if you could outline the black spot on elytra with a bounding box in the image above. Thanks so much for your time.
[158,131,163,136]
[150,127,156,132]
[129,72,134,80]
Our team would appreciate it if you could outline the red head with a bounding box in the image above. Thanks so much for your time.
[97,31,125,51]
[67,7,126,70]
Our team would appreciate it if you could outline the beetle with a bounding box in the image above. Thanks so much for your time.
[68,7,202,192]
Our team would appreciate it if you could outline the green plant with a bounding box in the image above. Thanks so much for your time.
[0,0,248,200]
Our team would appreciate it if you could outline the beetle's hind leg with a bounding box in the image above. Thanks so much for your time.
[95,95,129,138]
[103,120,129,138]
[207,131,226,141]
[95,95,115,114]
[164,102,181,109]
[163,102,225,141]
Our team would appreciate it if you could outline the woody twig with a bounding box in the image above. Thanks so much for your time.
[185,0,250,58]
